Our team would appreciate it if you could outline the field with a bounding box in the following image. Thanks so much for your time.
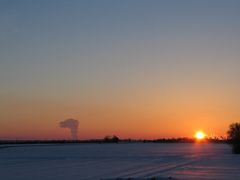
[0,143,240,180]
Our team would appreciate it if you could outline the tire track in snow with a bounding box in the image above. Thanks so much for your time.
[113,158,189,178]
[141,158,201,178]
[116,155,204,178]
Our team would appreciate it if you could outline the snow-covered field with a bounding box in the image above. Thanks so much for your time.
[0,143,240,180]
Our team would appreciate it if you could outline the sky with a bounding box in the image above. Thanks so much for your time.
[1,0,240,140]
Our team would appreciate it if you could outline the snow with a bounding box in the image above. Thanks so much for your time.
[0,143,240,180]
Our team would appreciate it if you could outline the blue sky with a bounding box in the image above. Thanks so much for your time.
[1,0,240,139]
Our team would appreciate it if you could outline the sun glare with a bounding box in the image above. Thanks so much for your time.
[195,131,206,140]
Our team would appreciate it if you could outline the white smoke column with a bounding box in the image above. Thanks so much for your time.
[59,119,79,140]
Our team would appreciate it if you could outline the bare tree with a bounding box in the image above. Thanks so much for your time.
[227,123,240,154]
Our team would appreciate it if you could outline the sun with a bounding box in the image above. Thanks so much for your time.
[195,131,206,140]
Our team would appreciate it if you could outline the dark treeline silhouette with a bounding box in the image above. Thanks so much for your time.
[0,137,228,145]
[140,137,227,143]
[104,135,120,143]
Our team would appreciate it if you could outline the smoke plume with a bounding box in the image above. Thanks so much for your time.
[59,118,79,140]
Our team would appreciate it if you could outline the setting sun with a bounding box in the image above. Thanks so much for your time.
[195,131,206,140]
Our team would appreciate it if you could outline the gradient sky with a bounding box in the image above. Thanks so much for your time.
[1,0,240,140]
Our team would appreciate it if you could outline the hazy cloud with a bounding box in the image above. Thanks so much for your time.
[59,119,79,140]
